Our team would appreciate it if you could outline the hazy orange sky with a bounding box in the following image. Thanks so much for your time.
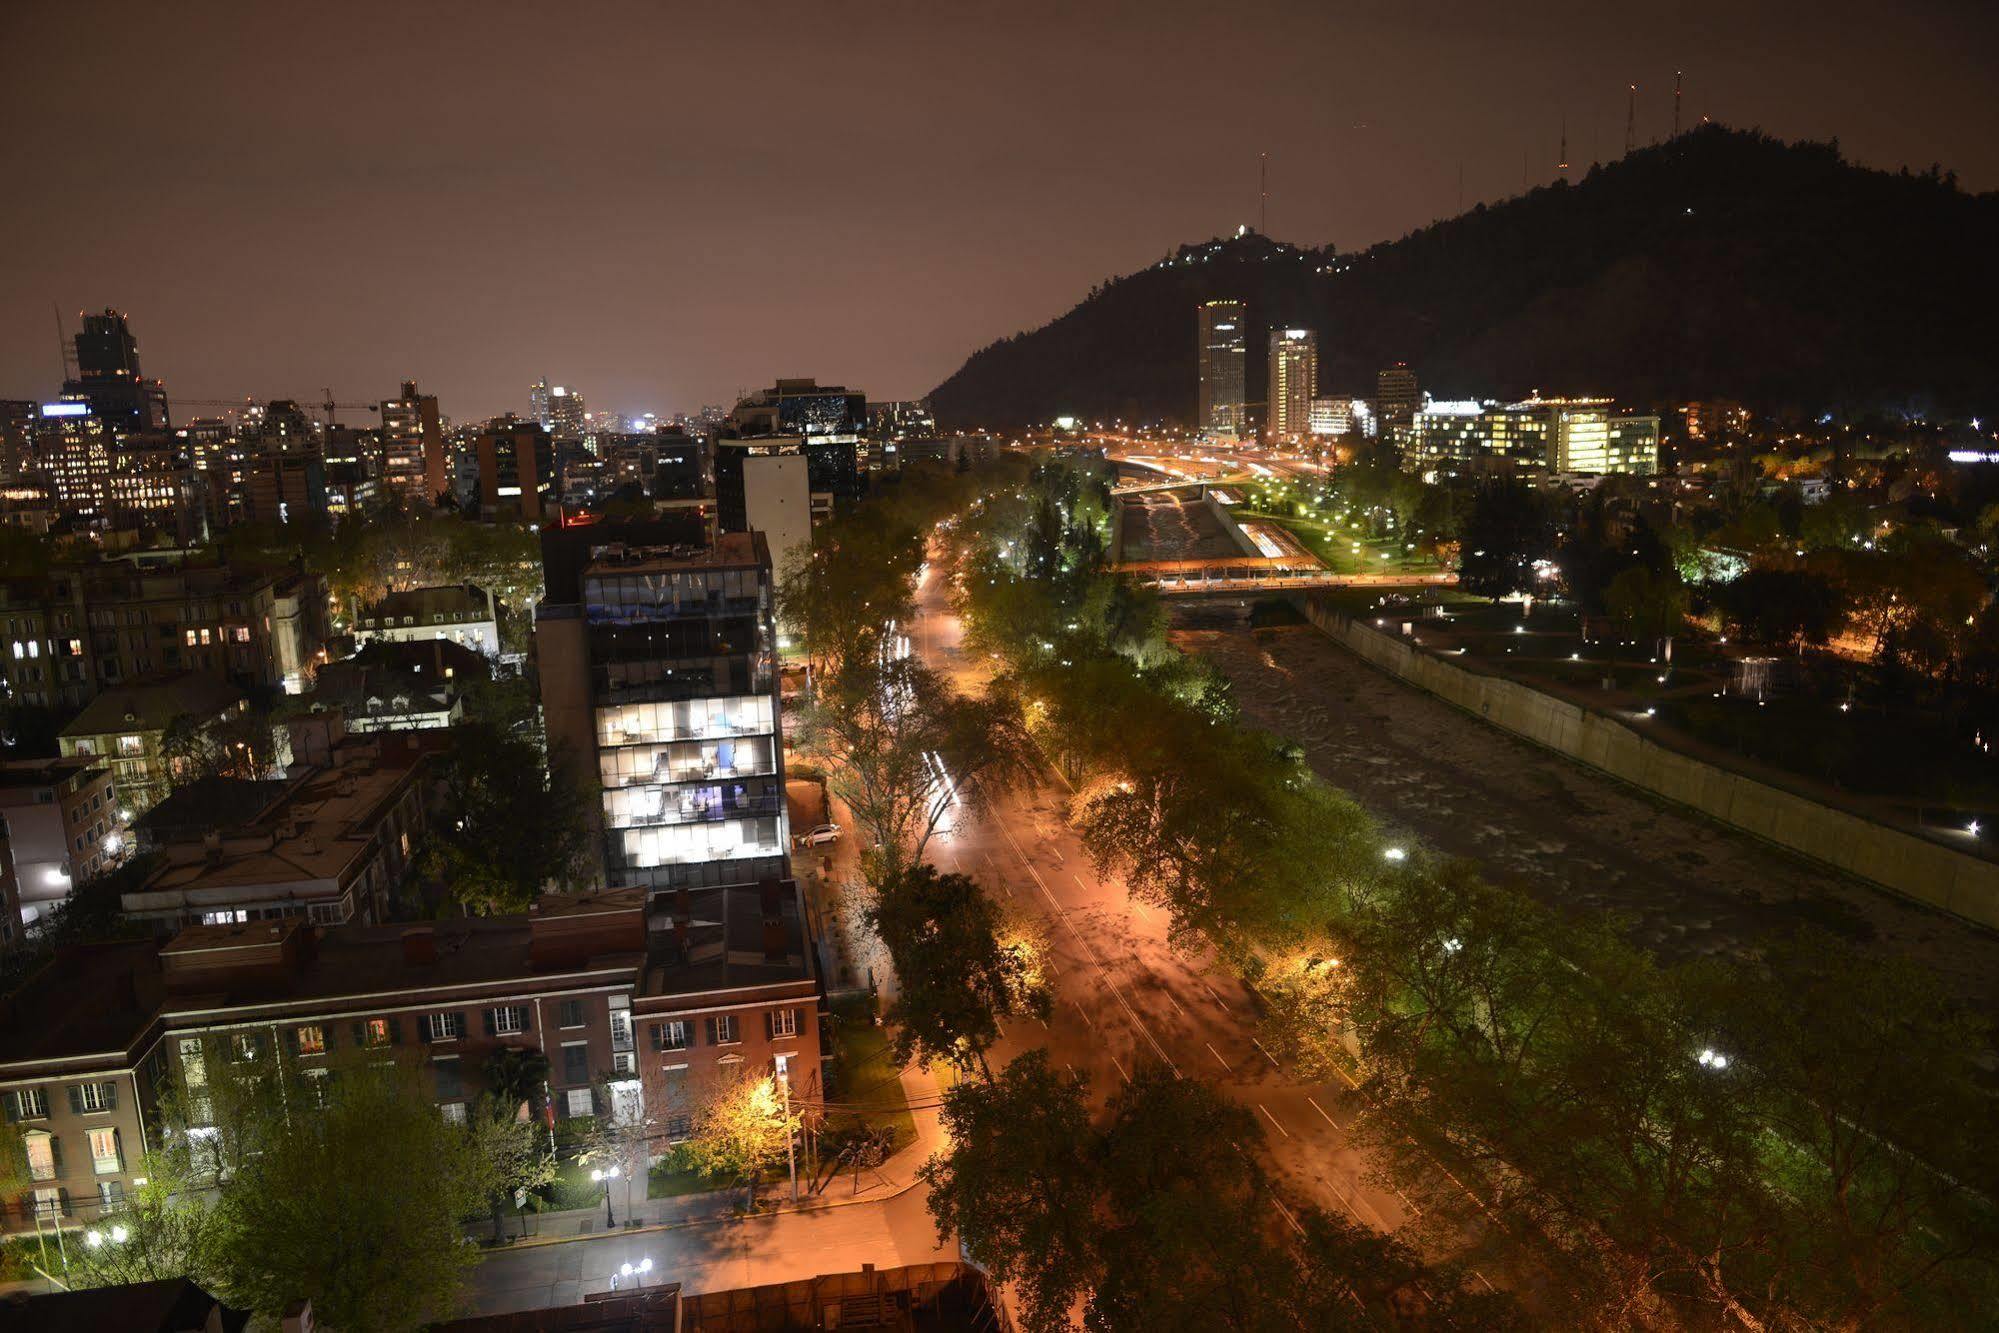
[4,0,1995,421]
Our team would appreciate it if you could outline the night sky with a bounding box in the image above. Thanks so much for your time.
[4,0,1995,423]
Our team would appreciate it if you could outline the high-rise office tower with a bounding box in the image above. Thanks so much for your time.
[379,380,445,500]
[1375,363,1420,440]
[1197,301,1248,441]
[528,379,552,432]
[63,309,169,437]
[537,519,789,893]
[1267,328,1317,442]
[548,386,586,441]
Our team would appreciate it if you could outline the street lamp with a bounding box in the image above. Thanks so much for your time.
[1382,846,1406,862]
[591,1165,621,1227]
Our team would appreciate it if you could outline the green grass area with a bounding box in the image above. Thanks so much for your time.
[822,994,918,1155]
[1235,507,1432,575]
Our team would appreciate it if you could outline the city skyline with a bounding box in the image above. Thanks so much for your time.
[4,0,1997,421]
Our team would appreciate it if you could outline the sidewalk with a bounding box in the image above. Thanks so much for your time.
[473,1060,946,1252]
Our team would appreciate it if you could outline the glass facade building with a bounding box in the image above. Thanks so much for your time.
[1197,301,1248,440]
[539,524,788,893]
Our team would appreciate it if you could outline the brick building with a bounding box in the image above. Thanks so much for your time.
[0,883,824,1235]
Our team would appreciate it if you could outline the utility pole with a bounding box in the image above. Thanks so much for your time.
[780,1068,799,1203]
[1625,83,1637,155]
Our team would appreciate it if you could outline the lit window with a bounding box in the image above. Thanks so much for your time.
[232,1033,260,1062]
[184,629,197,647]
[769,1008,798,1038]
[564,1088,594,1119]
[178,1038,206,1087]
[439,1102,466,1124]
[296,1025,325,1056]
[24,1134,55,1182]
[88,1127,120,1175]
[364,1018,393,1047]
[76,1081,112,1113]
[10,1088,49,1120]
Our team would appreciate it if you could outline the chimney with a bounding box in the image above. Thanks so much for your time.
[759,879,787,963]
[401,925,437,965]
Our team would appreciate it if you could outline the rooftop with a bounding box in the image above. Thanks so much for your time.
[364,583,494,625]
[643,879,814,997]
[0,755,105,792]
[62,670,247,738]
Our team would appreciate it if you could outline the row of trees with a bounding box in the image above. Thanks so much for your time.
[922,1053,1522,1332]
[948,458,1999,1328]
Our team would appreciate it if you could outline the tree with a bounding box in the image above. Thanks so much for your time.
[674,1066,799,1209]
[481,1044,550,1119]
[65,1155,215,1291]
[777,509,926,676]
[194,1057,496,1330]
[1458,481,1559,600]
[797,657,1034,885]
[866,863,1050,1074]
[918,1050,1100,1333]
[422,722,597,911]
[1713,567,1844,653]
[1604,566,1689,660]
[466,1094,555,1243]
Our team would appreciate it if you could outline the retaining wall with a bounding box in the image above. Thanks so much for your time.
[1297,601,1999,931]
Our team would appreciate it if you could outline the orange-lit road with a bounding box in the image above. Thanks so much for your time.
[909,552,1512,1291]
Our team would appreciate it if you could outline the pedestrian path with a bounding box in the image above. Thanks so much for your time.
[472,1062,946,1252]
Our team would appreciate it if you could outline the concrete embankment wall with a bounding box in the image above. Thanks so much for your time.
[1297,601,1999,931]
[1203,492,1263,557]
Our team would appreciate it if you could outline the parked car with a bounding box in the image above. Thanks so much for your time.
[799,823,842,847]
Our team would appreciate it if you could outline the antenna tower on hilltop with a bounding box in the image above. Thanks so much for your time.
[1258,151,1268,235]
[1625,83,1637,154]
[1674,70,1683,137]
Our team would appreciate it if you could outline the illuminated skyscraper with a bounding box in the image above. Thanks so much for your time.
[1267,328,1316,442]
[1197,301,1247,441]
[547,385,586,441]
[1374,363,1420,439]
[528,379,552,432]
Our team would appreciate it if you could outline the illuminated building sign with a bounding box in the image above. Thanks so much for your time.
[40,402,89,418]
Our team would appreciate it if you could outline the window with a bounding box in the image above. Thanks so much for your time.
[296,1025,326,1056]
[705,1014,739,1046]
[433,1057,463,1100]
[33,1188,61,1220]
[10,1087,49,1120]
[612,1051,634,1075]
[558,999,585,1029]
[24,1133,55,1182]
[425,1012,464,1042]
[609,1008,632,1047]
[440,1102,466,1125]
[768,1008,799,1039]
[98,1180,124,1211]
[562,1043,589,1086]
[652,1021,688,1052]
[73,1082,114,1114]
[178,1038,206,1087]
[232,1033,261,1063]
[488,1006,527,1037]
[117,734,143,757]
[660,1066,691,1140]
[363,1018,393,1048]
[88,1128,119,1175]
[564,1088,594,1119]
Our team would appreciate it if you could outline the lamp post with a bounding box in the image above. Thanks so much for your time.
[590,1165,621,1227]
[619,1257,654,1290]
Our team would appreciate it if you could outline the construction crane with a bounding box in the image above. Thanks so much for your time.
[176,391,379,427]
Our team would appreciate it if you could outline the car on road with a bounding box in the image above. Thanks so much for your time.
[798,823,842,847]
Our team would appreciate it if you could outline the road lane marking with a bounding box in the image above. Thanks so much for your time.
[1110,1054,1131,1084]
[1250,1037,1282,1070]
[1256,1104,1291,1138]
[1204,1042,1230,1072]
[1200,978,1232,1011]
[1306,1095,1337,1128]
[997,818,1180,1077]
[1269,1196,1305,1236]
[1072,1000,1094,1029]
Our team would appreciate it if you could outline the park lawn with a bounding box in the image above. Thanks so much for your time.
[824,995,919,1154]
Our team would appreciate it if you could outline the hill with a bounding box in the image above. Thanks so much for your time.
[928,127,1999,429]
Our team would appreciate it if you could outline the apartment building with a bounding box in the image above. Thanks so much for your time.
[538,523,788,893]
[351,584,501,658]
[57,671,250,816]
[120,731,434,931]
[0,882,824,1234]
[0,758,120,934]
[0,562,329,715]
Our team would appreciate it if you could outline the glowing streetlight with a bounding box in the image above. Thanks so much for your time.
[1382,846,1406,862]
[590,1165,622,1227]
